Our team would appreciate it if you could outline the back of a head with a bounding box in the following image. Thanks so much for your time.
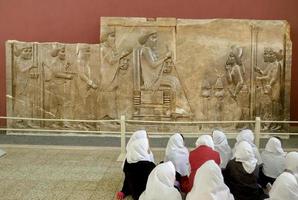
[235,141,254,161]
[285,152,298,174]
[140,161,182,200]
[186,160,234,200]
[234,141,257,174]
[127,138,151,163]
[265,137,285,154]
[236,129,254,144]
[127,130,148,149]
[155,161,176,187]
[212,130,227,145]
[132,130,147,140]
[193,160,223,190]
[195,135,214,149]
[269,172,298,200]
[165,133,185,159]
[167,133,184,149]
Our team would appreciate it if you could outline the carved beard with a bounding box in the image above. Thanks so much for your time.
[58,54,65,61]
[150,48,159,60]
[105,41,116,52]
[17,58,32,71]
[226,58,235,66]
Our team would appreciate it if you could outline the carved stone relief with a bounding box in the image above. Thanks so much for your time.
[11,42,41,128]
[6,17,291,132]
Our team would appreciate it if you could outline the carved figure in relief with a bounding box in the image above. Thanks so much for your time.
[214,75,225,121]
[45,45,74,128]
[13,45,38,128]
[225,46,245,100]
[255,47,282,130]
[225,46,250,124]
[201,79,212,121]
[74,44,98,128]
[135,31,189,115]
[98,29,131,120]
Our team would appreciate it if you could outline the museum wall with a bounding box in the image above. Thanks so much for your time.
[0,0,298,126]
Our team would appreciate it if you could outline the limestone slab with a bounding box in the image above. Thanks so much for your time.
[5,17,291,132]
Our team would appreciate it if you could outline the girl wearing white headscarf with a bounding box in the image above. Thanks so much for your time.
[265,152,298,200]
[266,172,298,200]
[213,130,232,169]
[232,129,263,165]
[186,160,234,200]
[126,130,154,163]
[165,133,189,176]
[195,134,215,149]
[139,161,182,200]
[259,137,286,187]
[189,135,220,190]
[224,141,267,200]
[285,152,298,182]
[164,133,190,192]
[117,130,156,200]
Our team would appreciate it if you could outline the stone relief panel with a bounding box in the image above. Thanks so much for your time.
[6,17,291,132]
[174,19,290,130]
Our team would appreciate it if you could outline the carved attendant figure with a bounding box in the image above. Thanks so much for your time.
[47,45,73,128]
[225,46,250,123]
[255,48,282,130]
[98,29,130,119]
[74,44,98,128]
[201,79,212,121]
[225,46,245,100]
[13,45,37,128]
[214,76,225,121]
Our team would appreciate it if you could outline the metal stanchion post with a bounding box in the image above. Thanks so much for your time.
[255,117,261,148]
[117,115,126,161]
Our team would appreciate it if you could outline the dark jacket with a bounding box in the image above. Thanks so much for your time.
[121,159,156,200]
[223,159,267,200]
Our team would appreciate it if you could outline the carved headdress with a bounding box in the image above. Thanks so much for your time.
[14,43,33,57]
[51,43,65,57]
[264,47,282,59]
[76,43,90,55]
[264,47,274,53]
[100,27,116,43]
[138,31,157,45]
[230,45,243,66]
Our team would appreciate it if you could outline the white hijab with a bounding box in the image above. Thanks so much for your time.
[139,161,182,200]
[261,137,286,178]
[164,133,190,176]
[195,135,214,149]
[212,130,232,169]
[234,141,257,174]
[127,130,147,147]
[235,129,255,144]
[126,130,154,164]
[285,152,298,181]
[264,137,285,154]
[233,129,263,164]
[266,172,298,200]
[186,160,234,200]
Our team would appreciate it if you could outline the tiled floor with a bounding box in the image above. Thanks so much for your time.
[0,146,164,200]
